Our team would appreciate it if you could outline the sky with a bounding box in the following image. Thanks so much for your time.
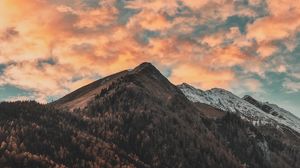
[0,0,299,117]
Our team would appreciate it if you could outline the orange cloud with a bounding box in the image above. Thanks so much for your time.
[257,42,278,58]
[243,79,262,92]
[127,10,171,31]
[74,3,118,29]
[201,27,242,47]
[247,16,298,42]
[188,0,256,22]
[170,63,236,89]
[246,0,300,58]
[0,0,296,102]
[248,0,261,5]
[204,46,248,68]
[125,0,178,15]
[0,62,73,100]
[181,0,209,9]
[0,0,77,64]
[202,34,224,47]
[267,0,300,17]
[276,65,287,73]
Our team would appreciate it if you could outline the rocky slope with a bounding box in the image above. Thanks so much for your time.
[178,83,300,134]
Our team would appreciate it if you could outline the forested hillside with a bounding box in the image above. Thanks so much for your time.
[0,63,299,168]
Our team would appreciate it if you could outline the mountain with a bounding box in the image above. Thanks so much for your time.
[1,63,242,167]
[243,95,300,132]
[178,83,300,134]
[52,69,129,110]
[53,62,242,167]
[0,63,299,168]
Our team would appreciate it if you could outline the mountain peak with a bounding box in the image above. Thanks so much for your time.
[178,83,206,93]
[208,88,235,96]
[178,83,194,88]
[242,95,264,109]
[132,62,157,72]
[243,95,256,101]
[179,83,300,134]
[130,62,169,82]
[209,87,229,92]
[53,62,178,110]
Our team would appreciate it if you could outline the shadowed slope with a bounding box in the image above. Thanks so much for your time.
[53,62,241,167]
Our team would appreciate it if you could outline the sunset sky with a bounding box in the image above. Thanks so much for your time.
[0,0,299,117]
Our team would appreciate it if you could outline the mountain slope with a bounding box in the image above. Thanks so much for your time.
[178,83,300,134]
[243,95,300,134]
[1,63,299,168]
[178,83,300,167]
[51,62,242,167]
[0,101,146,167]
[52,70,129,110]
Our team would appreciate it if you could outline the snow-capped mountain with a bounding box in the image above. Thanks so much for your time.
[178,83,300,134]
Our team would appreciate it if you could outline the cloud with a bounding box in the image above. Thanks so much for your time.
[170,63,236,89]
[231,77,264,95]
[283,79,300,92]
[181,0,209,9]
[200,27,242,47]
[248,0,262,5]
[127,10,171,31]
[125,0,178,15]
[0,62,71,95]
[246,0,300,58]
[183,0,257,21]
[243,79,263,92]
[267,0,300,17]
[0,27,19,41]
[5,95,37,103]
[73,3,119,28]
[204,46,248,68]
[291,73,300,80]
[0,0,299,104]
[247,16,297,42]
[276,65,287,73]
[256,42,278,58]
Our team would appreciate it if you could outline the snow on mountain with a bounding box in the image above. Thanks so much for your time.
[243,95,300,134]
[178,83,300,133]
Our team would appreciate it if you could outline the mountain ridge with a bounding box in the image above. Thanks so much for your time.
[178,83,300,134]
[1,62,299,168]
[52,62,177,111]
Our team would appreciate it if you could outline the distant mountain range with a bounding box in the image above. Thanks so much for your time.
[0,62,299,168]
[179,83,300,134]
